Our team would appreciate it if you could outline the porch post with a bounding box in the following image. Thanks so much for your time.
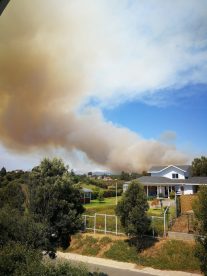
[157,186,159,198]
[147,185,149,197]
[167,186,170,198]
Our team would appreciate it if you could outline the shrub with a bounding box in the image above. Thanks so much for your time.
[169,191,175,199]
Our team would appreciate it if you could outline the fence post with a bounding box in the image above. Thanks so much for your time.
[94,213,96,234]
[152,216,154,237]
[163,206,169,237]
[105,214,107,234]
[116,215,118,235]
[84,215,87,231]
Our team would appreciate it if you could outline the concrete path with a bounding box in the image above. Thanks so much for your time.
[57,252,200,276]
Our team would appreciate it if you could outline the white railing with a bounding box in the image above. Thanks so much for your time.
[83,213,167,238]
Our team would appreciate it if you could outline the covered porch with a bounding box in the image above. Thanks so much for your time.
[144,184,175,198]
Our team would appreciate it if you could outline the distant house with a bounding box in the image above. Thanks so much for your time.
[142,165,207,197]
[123,165,207,198]
[80,188,92,204]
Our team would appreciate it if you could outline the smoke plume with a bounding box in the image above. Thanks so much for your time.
[0,1,189,172]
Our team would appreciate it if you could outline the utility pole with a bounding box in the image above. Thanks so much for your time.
[116,181,118,205]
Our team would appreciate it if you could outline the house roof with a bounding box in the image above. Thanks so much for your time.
[148,165,191,173]
[82,188,93,193]
[137,176,207,186]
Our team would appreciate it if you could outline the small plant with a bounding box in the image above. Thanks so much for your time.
[169,191,175,199]
[98,191,105,202]
[99,236,112,246]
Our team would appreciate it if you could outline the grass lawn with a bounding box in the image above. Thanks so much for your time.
[84,197,121,208]
[84,197,165,217]
[84,197,121,215]
[66,233,200,273]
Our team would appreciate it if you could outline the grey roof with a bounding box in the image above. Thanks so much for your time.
[137,176,207,186]
[148,165,191,172]
[82,188,93,193]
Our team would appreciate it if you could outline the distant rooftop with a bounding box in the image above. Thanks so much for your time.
[148,165,191,173]
[138,176,207,185]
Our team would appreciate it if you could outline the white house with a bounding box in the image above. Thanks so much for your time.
[123,165,207,198]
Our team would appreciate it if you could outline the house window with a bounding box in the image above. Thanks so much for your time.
[172,173,179,179]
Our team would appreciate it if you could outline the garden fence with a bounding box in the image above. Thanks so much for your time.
[82,212,168,238]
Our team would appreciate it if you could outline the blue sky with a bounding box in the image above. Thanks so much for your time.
[0,0,207,172]
[103,84,207,154]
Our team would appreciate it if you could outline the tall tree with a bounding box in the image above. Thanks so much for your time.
[116,180,150,249]
[193,185,207,275]
[192,156,207,176]
[0,166,6,177]
[29,158,84,252]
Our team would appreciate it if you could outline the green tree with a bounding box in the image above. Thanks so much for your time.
[0,207,47,248]
[116,181,150,249]
[192,156,207,176]
[29,158,84,252]
[0,242,92,276]
[193,185,207,275]
[120,171,130,181]
[0,182,25,212]
[98,190,104,202]
[0,166,6,177]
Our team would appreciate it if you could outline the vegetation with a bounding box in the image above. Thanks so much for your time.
[192,156,207,176]
[29,158,84,251]
[193,185,207,275]
[69,234,200,272]
[0,159,106,275]
[116,181,151,249]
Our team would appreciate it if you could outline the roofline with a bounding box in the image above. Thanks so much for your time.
[148,165,188,173]
[140,182,206,186]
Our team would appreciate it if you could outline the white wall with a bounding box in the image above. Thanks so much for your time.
[151,166,188,179]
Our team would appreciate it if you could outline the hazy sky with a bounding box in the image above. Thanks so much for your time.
[0,0,207,172]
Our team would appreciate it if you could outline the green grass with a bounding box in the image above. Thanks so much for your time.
[81,183,105,192]
[104,240,138,263]
[69,235,200,272]
[140,240,200,272]
[84,197,121,215]
[84,197,121,208]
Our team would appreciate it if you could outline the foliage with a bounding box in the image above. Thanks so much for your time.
[0,166,6,177]
[0,207,47,248]
[97,190,104,202]
[120,171,131,181]
[0,182,25,212]
[116,181,151,248]
[0,242,43,276]
[140,240,200,271]
[0,242,95,276]
[193,185,207,274]
[169,190,175,199]
[29,158,84,251]
[104,240,138,263]
[192,156,207,176]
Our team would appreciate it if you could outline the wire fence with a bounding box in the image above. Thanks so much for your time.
[82,212,167,238]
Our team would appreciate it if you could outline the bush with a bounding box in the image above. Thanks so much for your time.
[169,191,175,199]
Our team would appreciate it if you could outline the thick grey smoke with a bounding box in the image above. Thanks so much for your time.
[0,1,189,172]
